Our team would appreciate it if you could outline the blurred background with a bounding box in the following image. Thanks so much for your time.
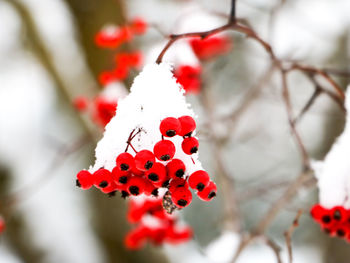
[0,0,349,262]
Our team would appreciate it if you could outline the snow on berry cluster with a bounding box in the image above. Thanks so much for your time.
[311,86,350,241]
[76,63,216,248]
[125,196,192,249]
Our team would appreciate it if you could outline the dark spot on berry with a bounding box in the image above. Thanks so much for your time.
[190,147,198,154]
[162,180,170,188]
[160,154,171,161]
[321,215,331,224]
[208,191,216,199]
[120,163,129,171]
[151,188,159,197]
[129,186,140,195]
[175,169,184,178]
[108,191,116,197]
[333,210,342,221]
[144,161,153,170]
[121,191,130,199]
[337,229,345,237]
[184,132,192,137]
[148,173,159,181]
[177,199,187,207]
[76,179,81,187]
[166,130,176,137]
[119,176,128,184]
[196,183,205,191]
[99,181,108,188]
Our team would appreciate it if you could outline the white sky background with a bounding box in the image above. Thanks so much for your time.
[0,0,349,262]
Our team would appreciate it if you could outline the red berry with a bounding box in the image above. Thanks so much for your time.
[171,187,192,208]
[127,176,147,196]
[153,140,176,161]
[101,181,118,194]
[178,116,196,137]
[181,137,199,155]
[76,170,94,190]
[111,166,130,185]
[331,206,347,223]
[143,179,159,196]
[116,152,134,171]
[189,36,232,60]
[174,65,201,94]
[131,165,144,177]
[197,181,217,201]
[93,168,113,189]
[166,159,186,179]
[0,217,5,234]
[310,204,326,222]
[169,178,189,193]
[134,150,155,171]
[145,162,167,184]
[160,117,181,137]
[130,17,147,35]
[73,96,89,111]
[125,226,148,250]
[188,170,210,191]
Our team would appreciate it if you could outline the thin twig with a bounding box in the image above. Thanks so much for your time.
[284,209,303,263]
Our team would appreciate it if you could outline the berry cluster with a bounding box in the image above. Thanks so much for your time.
[76,115,217,209]
[99,51,143,86]
[125,198,192,249]
[174,65,201,94]
[74,94,119,127]
[95,18,147,49]
[311,204,350,242]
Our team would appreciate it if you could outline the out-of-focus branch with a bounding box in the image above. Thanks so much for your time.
[284,210,303,263]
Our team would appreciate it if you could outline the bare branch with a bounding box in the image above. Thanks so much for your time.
[284,210,303,263]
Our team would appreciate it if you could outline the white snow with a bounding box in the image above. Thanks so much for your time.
[91,63,204,175]
[313,85,350,209]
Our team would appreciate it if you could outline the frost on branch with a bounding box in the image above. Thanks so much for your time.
[311,85,350,241]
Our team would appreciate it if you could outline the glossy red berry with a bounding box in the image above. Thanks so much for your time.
[153,140,176,161]
[101,181,118,194]
[145,162,167,184]
[197,181,217,201]
[127,176,147,196]
[171,187,192,208]
[111,166,130,185]
[93,168,113,189]
[178,116,196,137]
[181,137,199,155]
[331,206,347,223]
[76,170,94,190]
[160,117,181,137]
[116,152,135,171]
[166,159,186,179]
[169,178,189,193]
[188,170,210,191]
[310,204,326,222]
[134,150,155,171]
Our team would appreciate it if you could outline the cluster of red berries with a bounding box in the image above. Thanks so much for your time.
[76,115,217,209]
[73,95,118,127]
[174,65,201,94]
[99,51,143,86]
[173,35,232,94]
[125,198,192,249]
[95,18,147,49]
[311,204,350,242]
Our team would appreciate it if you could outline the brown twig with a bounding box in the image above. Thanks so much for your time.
[284,209,303,263]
